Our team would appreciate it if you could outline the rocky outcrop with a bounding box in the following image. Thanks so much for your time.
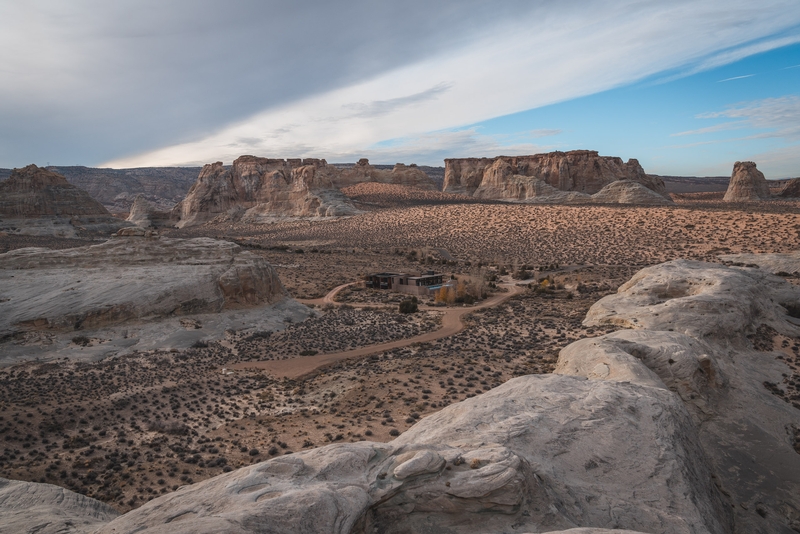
[723,161,771,202]
[589,180,674,204]
[719,251,800,275]
[333,159,437,190]
[565,259,800,533]
[0,165,131,237]
[443,150,668,201]
[0,236,286,338]
[126,195,173,228]
[174,156,360,227]
[487,177,674,205]
[0,478,120,534]
[94,375,727,534]
[5,259,800,533]
[779,177,800,198]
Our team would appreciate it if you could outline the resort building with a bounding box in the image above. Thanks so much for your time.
[365,271,452,296]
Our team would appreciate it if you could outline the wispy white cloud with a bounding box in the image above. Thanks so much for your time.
[697,95,800,140]
[717,74,755,82]
[671,121,749,137]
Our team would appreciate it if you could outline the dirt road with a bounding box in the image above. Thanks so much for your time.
[232,283,523,379]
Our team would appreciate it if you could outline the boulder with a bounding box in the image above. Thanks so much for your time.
[0,164,131,237]
[0,477,120,534]
[723,161,771,202]
[0,236,286,338]
[444,150,669,200]
[175,156,361,227]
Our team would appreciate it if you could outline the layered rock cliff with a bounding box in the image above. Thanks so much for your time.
[0,165,130,237]
[443,150,669,201]
[6,257,799,533]
[333,158,437,190]
[174,156,360,227]
[723,161,771,201]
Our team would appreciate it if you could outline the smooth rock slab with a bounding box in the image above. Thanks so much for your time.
[0,478,120,534]
[0,236,286,338]
[96,375,730,534]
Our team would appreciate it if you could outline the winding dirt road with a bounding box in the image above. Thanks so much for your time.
[231,283,523,380]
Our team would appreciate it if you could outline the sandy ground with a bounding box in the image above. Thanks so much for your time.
[1,188,799,512]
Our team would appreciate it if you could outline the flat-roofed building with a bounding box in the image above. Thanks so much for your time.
[365,271,451,296]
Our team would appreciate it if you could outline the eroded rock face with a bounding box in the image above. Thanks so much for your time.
[0,236,286,338]
[175,156,361,227]
[0,164,130,237]
[333,159,437,190]
[564,259,800,533]
[126,195,173,228]
[723,161,771,202]
[0,478,120,534]
[779,177,800,198]
[443,150,668,200]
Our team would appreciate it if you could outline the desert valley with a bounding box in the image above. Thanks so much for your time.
[0,150,798,534]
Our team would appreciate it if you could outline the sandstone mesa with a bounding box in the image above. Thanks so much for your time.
[442,150,670,203]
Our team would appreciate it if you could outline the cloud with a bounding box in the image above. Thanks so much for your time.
[671,121,750,137]
[341,83,453,119]
[717,74,755,82]
[2,1,800,167]
[697,95,800,140]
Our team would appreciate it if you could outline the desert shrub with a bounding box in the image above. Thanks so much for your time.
[399,299,418,314]
[71,335,90,346]
[299,350,318,356]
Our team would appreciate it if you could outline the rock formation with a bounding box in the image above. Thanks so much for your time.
[0,478,120,534]
[333,159,437,190]
[722,161,771,201]
[0,164,130,237]
[480,177,674,205]
[174,156,361,227]
[589,179,674,204]
[443,150,669,201]
[0,236,286,339]
[719,251,800,275]
[126,194,173,228]
[779,177,800,198]
[4,258,799,533]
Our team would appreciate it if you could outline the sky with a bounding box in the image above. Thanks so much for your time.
[1,1,799,178]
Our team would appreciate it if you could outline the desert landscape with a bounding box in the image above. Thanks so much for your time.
[6,4,800,532]
[0,150,799,533]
